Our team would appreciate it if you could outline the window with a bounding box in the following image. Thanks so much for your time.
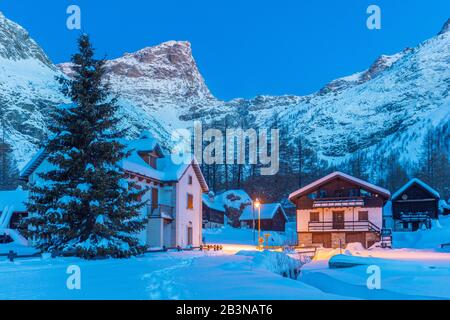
[188,175,193,185]
[319,189,327,198]
[358,211,369,221]
[307,192,318,200]
[349,188,359,197]
[360,189,372,197]
[187,193,194,209]
[139,152,157,169]
[310,212,320,222]
[334,189,344,197]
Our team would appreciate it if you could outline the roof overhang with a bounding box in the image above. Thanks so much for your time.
[289,171,391,202]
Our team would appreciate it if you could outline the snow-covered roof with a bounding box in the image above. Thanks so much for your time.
[289,171,391,201]
[19,131,209,192]
[219,189,252,210]
[391,178,440,201]
[0,189,29,212]
[240,203,288,221]
[19,148,46,179]
[202,189,252,212]
[202,193,226,212]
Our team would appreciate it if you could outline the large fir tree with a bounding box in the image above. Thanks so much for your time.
[23,34,147,259]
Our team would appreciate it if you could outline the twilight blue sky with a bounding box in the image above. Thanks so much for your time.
[1,0,449,100]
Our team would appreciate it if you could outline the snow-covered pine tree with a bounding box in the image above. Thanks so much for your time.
[23,34,147,259]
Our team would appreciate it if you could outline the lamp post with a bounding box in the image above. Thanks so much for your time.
[254,198,261,248]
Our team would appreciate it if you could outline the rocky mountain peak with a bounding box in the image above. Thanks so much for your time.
[0,11,54,68]
[59,40,215,102]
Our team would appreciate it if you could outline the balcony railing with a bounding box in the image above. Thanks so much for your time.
[148,204,175,220]
[308,220,380,233]
[313,197,365,208]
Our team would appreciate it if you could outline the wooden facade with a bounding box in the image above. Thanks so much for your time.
[240,207,287,232]
[289,172,390,249]
[202,205,225,228]
[391,179,440,231]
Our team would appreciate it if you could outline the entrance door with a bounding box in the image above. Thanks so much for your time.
[333,212,345,230]
[187,226,193,246]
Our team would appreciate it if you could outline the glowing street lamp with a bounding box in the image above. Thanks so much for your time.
[254,198,262,248]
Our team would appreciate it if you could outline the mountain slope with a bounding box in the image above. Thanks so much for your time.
[0,11,448,185]
[0,12,64,169]
[211,19,449,172]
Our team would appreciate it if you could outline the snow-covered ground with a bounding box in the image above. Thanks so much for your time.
[2,219,450,300]
[300,245,450,300]
[202,223,297,246]
[2,239,450,299]
[392,216,450,249]
[0,249,343,300]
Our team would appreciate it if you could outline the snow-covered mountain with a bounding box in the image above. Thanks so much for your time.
[1,10,449,180]
[210,19,450,177]
[0,12,64,169]
[58,40,220,137]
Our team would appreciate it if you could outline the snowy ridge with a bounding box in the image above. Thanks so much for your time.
[0,11,449,185]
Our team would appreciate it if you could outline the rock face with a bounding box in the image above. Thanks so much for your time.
[0,12,53,67]
[58,40,221,140]
[0,10,449,180]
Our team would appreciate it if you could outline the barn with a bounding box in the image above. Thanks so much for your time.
[239,203,287,232]
[391,178,440,231]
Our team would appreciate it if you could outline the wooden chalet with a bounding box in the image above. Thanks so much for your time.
[289,172,391,249]
[239,203,288,232]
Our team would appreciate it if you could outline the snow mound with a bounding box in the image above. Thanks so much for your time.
[236,250,302,279]
[393,216,450,249]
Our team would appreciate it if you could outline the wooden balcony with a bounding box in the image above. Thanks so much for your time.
[308,220,380,233]
[312,197,365,208]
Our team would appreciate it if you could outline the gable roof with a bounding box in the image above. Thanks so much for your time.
[391,178,440,201]
[288,171,391,201]
[239,203,288,221]
[19,132,209,193]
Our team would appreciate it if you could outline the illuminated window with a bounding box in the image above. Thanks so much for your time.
[187,193,194,209]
